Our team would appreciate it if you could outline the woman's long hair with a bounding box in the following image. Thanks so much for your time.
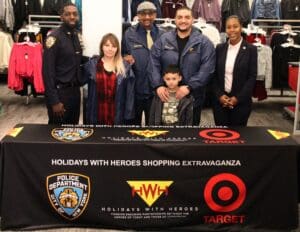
[99,33,125,76]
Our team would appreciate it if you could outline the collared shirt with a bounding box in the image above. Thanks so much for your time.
[224,38,242,93]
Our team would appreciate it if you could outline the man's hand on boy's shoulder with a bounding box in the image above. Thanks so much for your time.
[176,85,190,100]
[156,86,169,102]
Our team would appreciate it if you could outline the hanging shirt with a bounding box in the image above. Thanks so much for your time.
[192,0,222,31]
[272,45,300,88]
[281,0,300,23]
[0,0,14,31]
[221,0,250,31]
[122,0,132,22]
[161,0,186,18]
[8,42,44,93]
[194,23,221,47]
[42,0,69,15]
[0,31,13,71]
[256,44,272,88]
[251,0,281,19]
[246,33,267,45]
[13,0,41,31]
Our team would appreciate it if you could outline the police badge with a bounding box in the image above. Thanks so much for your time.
[51,128,94,142]
[46,173,91,220]
[46,36,56,48]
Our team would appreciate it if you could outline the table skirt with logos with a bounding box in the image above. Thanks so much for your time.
[0,124,298,231]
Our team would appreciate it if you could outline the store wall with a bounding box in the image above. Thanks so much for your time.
[82,1,122,57]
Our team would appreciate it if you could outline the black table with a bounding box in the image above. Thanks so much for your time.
[0,124,298,231]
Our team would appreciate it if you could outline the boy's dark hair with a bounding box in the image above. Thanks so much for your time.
[163,64,182,76]
[59,2,77,15]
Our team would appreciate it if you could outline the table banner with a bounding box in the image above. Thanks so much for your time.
[0,124,298,230]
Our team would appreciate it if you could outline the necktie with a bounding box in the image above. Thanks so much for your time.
[146,30,153,49]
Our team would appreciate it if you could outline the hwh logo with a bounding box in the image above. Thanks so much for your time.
[127,181,173,207]
[131,184,168,198]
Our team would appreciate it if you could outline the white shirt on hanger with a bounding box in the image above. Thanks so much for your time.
[185,0,195,9]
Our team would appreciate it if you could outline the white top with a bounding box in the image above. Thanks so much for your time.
[194,23,221,47]
[0,31,13,70]
[224,38,243,93]
[256,44,272,88]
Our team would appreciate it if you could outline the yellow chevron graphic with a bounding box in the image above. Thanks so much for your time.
[268,129,290,140]
[128,130,169,138]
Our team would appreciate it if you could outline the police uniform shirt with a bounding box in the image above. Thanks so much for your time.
[42,23,83,105]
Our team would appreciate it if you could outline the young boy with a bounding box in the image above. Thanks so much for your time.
[149,65,194,125]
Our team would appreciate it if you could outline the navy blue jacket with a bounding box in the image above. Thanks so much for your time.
[150,27,216,107]
[213,40,257,104]
[83,56,135,124]
[122,24,164,100]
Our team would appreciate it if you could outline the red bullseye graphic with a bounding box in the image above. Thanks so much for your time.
[213,132,227,137]
[204,173,246,212]
[199,129,240,141]
[218,186,233,201]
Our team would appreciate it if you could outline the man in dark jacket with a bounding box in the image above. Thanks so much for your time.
[150,6,215,125]
[43,3,83,124]
[122,1,164,125]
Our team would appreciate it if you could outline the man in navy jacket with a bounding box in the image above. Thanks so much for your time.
[150,6,215,125]
[122,1,164,125]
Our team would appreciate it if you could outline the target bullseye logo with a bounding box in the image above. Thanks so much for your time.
[199,129,240,141]
[204,173,246,212]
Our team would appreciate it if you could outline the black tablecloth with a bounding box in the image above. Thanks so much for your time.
[0,124,298,231]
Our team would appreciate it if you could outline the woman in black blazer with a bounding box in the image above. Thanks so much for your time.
[213,15,257,126]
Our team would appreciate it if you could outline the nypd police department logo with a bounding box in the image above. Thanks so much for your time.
[51,128,94,142]
[45,36,56,48]
[46,173,90,220]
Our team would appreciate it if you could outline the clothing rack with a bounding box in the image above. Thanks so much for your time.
[154,18,208,23]
[155,18,175,22]
[251,19,300,97]
[251,19,300,29]
[28,15,61,28]
[18,15,60,104]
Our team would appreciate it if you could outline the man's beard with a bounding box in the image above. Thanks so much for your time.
[63,21,78,29]
[177,26,191,33]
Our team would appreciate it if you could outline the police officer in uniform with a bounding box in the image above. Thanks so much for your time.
[43,3,83,124]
